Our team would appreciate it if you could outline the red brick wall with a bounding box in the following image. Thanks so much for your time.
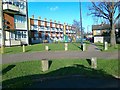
[4,13,14,30]
[50,22,52,27]
[30,19,34,25]
[38,20,41,26]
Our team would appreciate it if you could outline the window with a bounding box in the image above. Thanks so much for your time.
[96,30,101,35]
[40,27,44,30]
[16,31,27,39]
[56,28,59,31]
[34,31,38,37]
[52,28,55,30]
[11,32,15,39]
[31,25,34,30]
[17,31,21,39]
[61,28,63,31]
[34,20,38,25]
[41,21,44,26]
[13,1,19,6]
[33,25,38,30]
[11,31,19,39]
[19,1,24,9]
[14,15,26,23]
[47,22,50,26]
[0,33,1,39]
[22,31,27,38]
[47,27,50,30]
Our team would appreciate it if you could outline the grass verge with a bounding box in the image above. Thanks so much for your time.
[0,42,90,54]
[94,42,119,52]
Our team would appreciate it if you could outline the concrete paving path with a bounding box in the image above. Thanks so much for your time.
[87,43,101,52]
[2,44,119,64]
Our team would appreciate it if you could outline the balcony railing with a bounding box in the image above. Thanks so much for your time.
[61,26,63,28]
[47,23,50,27]
[61,34,63,37]
[52,24,55,27]
[3,4,19,12]
[41,22,44,26]
[57,25,59,28]
[52,34,56,37]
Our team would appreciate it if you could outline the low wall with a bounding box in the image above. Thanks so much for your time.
[94,36,104,43]
[5,40,21,46]
[94,36,110,43]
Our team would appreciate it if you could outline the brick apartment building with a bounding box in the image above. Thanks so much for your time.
[29,15,76,44]
[0,0,29,46]
[0,0,77,46]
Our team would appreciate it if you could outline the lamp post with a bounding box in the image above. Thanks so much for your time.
[79,1,83,46]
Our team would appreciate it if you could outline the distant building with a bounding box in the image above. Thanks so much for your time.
[85,32,93,39]
[92,23,120,43]
[0,0,29,46]
[29,16,76,44]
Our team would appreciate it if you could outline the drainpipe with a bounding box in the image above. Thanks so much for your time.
[64,22,66,42]
[26,0,29,45]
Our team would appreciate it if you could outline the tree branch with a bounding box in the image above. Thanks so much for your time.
[91,2,109,19]
[114,13,120,24]
[89,11,109,19]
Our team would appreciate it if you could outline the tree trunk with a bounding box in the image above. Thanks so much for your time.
[110,2,116,47]
[110,23,116,47]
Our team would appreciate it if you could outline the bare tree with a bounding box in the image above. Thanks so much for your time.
[72,20,85,38]
[72,20,81,37]
[88,1,120,47]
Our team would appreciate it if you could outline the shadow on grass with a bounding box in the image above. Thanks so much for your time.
[48,49,51,51]
[95,48,103,51]
[5,50,13,53]
[86,59,91,65]
[72,43,82,50]
[49,60,52,68]
[94,43,103,47]
[25,49,32,52]
[2,65,16,75]
[93,43,103,51]
[2,64,120,88]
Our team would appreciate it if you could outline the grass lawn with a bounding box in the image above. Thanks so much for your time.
[0,42,90,54]
[2,59,119,88]
[94,42,119,52]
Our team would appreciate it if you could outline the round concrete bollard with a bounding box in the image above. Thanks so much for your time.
[65,43,68,51]
[41,59,48,72]
[23,45,25,52]
[91,57,97,69]
[82,43,86,51]
[104,42,108,51]
[45,46,49,51]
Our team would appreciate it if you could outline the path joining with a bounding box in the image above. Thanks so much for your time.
[87,43,101,52]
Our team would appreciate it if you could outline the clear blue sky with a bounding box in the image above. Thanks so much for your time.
[28,2,95,33]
